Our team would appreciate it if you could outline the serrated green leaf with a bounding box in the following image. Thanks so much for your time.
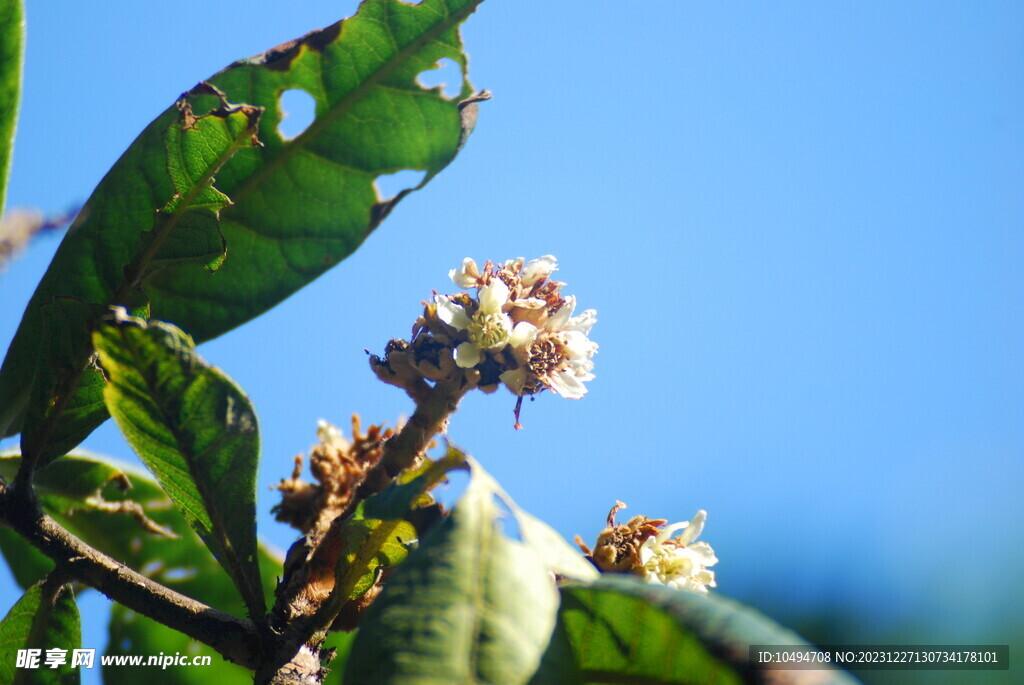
[539,576,859,685]
[92,312,264,619]
[0,583,81,685]
[345,457,574,685]
[0,0,23,215]
[0,0,488,461]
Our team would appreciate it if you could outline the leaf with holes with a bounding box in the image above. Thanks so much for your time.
[0,582,80,685]
[532,575,861,685]
[0,0,489,464]
[344,457,593,684]
[92,311,264,619]
[8,95,261,468]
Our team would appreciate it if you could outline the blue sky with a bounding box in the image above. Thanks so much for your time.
[2,1,1022,681]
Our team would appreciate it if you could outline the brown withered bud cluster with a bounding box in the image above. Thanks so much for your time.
[272,415,394,538]
[370,256,597,427]
[270,416,447,633]
[576,501,667,573]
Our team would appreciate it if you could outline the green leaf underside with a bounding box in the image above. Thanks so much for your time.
[0,0,22,215]
[345,456,593,685]
[12,102,259,467]
[0,526,53,589]
[543,576,859,685]
[336,447,469,600]
[92,313,264,618]
[0,583,81,685]
[0,450,281,683]
[0,0,486,463]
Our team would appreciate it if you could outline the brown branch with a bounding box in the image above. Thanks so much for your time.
[380,377,469,477]
[256,378,470,685]
[0,479,262,670]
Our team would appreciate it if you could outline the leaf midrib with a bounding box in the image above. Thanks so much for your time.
[118,326,264,617]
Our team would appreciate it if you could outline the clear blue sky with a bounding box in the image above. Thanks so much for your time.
[2,1,1022,681]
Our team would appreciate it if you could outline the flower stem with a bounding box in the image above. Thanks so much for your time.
[381,377,469,477]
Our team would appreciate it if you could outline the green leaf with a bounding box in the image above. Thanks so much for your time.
[92,311,264,619]
[539,576,860,685]
[0,0,22,215]
[0,449,278,683]
[0,449,183,586]
[345,457,590,684]
[0,0,488,460]
[0,582,81,685]
[332,450,467,606]
[11,94,260,467]
[0,526,54,589]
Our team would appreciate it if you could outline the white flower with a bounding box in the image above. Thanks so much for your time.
[520,254,558,287]
[449,257,481,289]
[434,280,514,369]
[638,510,718,594]
[501,295,598,399]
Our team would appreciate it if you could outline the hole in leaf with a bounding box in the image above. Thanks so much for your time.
[493,494,523,541]
[278,88,316,139]
[162,566,198,582]
[374,169,427,201]
[432,468,470,510]
[140,560,164,577]
[416,58,462,98]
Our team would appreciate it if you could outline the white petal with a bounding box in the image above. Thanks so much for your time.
[454,342,481,368]
[511,297,547,310]
[695,569,716,588]
[499,368,527,394]
[687,542,719,567]
[546,295,575,330]
[567,308,597,334]
[521,255,558,286]
[434,296,471,330]
[562,330,596,361]
[478,279,510,314]
[682,579,710,594]
[639,536,657,566]
[509,321,538,349]
[676,510,706,546]
[657,521,690,545]
[449,257,479,289]
[548,369,587,399]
